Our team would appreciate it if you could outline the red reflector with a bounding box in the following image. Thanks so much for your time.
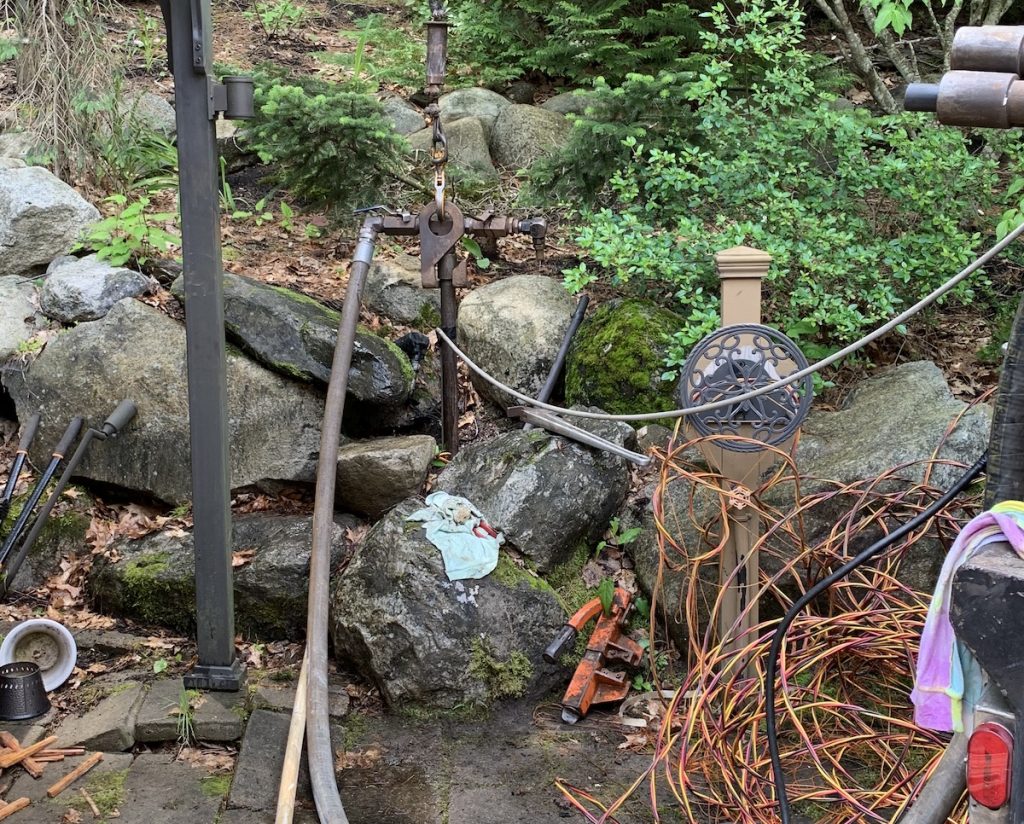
[968,722,1014,810]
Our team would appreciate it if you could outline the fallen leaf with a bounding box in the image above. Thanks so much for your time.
[231,548,257,568]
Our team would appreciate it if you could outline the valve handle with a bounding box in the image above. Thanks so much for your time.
[102,400,138,436]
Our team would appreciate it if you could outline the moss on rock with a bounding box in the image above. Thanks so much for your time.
[565,298,684,427]
[467,638,534,700]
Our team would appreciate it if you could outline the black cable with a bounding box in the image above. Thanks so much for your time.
[765,451,988,824]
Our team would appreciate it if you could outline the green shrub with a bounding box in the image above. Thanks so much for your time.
[248,74,407,213]
[565,0,1016,365]
[435,0,700,86]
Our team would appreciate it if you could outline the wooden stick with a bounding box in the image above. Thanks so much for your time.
[33,754,64,762]
[46,752,103,798]
[41,748,85,757]
[0,736,56,769]
[80,787,101,818]
[0,732,43,778]
[0,798,29,820]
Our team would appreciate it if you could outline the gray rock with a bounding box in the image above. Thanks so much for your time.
[0,276,44,361]
[456,275,575,409]
[217,119,257,173]
[0,132,41,162]
[627,361,992,650]
[408,117,498,183]
[540,90,598,116]
[121,754,225,822]
[90,513,358,637]
[330,498,565,710]
[122,91,177,136]
[252,682,349,717]
[0,158,26,170]
[2,299,326,504]
[436,417,634,572]
[364,254,441,327]
[381,94,425,135]
[135,678,243,742]
[40,253,154,323]
[0,166,99,276]
[490,104,571,169]
[52,681,145,751]
[506,81,537,104]
[170,272,413,408]
[6,752,133,806]
[336,435,436,518]
[229,709,311,812]
[438,88,511,134]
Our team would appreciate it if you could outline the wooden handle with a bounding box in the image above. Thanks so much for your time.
[46,752,103,798]
[0,797,29,821]
[0,736,56,769]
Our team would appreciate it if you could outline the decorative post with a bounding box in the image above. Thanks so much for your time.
[679,246,812,677]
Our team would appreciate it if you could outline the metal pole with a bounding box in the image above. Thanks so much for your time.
[167,0,243,691]
[438,251,460,454]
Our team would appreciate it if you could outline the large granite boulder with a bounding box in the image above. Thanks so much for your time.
[2,299,325,504]
[40,254,154,323]
[381,95,425,135]
[170,272,413,408]
[90,513,360,638]
[0,276,45,361]
[489,105,571,169]
[364,255,441,328]
[541,90,598,116]
[438,88,511,135]
[407,117,498,183]
[335,434,437,518]
[330,498,565,711]
[457,275,576,409]
[0,167,99,276]
[435,415,635,572]
[625,361,992,650]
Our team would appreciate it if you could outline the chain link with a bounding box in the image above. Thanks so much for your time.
[427,104,448,218]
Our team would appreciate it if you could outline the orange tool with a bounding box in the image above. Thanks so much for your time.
[543,587,644,723]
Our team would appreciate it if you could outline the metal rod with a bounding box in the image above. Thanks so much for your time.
[525,295,589,431]
[167,0,242,691]
[438,251,460,454]
[509,406,651,466]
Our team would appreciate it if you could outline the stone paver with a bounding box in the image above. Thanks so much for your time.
[7,751,133,808]
[135,679,244,743]
[51,682,145,751]
[251,682,349,718]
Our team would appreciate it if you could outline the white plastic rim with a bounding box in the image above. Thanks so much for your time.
[0,619,77,692]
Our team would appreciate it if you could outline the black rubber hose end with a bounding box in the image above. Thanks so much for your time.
[17,413,42,453]
[544,625,578,664]
[53,418,84,459]
[102,400,138,436]
[904,83,940,113]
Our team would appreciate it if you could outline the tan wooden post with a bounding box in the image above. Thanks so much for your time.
[701,246,772,675]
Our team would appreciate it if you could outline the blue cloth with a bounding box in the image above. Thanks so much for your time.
[407,492,503,581]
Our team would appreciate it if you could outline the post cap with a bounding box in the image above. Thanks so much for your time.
[714,245,772,279]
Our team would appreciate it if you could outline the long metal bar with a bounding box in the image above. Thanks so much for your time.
[438,251,460,454]
[168,0,242,691]
[508,406,651,466]
[525,295,589,432]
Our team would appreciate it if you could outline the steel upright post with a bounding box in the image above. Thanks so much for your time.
[166,0,243,690]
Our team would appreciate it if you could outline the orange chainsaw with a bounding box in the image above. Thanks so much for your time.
[543,587,644,723]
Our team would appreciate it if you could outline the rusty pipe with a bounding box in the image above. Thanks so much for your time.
[951,26,1024,74]
[907,71,1024,128]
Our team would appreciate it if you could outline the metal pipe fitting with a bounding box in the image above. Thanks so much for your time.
[934,70,1024,129]
[951,25,1024,74]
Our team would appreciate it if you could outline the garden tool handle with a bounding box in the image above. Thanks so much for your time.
[102,400,138,436]
[544,625,579,664]
[53,418,84,459]
[17,413,41,454]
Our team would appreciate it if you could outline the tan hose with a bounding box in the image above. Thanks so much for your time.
[278,217,380,823]
[274,654,308,824]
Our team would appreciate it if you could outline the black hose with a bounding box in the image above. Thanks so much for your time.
[984,294,1024,508]
[765,451,988,824]
[0,413,41,529]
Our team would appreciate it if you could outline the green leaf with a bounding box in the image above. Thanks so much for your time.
[153,658,168,674]
[597,578,615,616]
